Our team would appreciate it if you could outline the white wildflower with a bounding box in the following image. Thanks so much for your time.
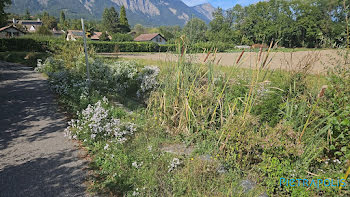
[168,158,182,172]
[147,145,152,152]
[132,189,139,196]
[137,66,160,98]
[132,161,143,169]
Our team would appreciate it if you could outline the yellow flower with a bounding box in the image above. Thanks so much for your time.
[191,158,194,161]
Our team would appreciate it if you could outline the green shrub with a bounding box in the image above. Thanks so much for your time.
[0,38,46,52]
[89,41,160,53]
[36,26,53,36]
[111,33,133,42]
[159,44,176,52]
[0,37,236,54]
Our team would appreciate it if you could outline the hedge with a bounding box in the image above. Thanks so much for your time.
[0,38,235,53]
[0,38,47,52]
[0,38,171,53]
[89,41,161,53]
[159,43,236,53]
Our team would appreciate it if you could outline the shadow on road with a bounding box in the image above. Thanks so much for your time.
[0,63,65,150]
[0,150,87,197]
[0,62,88,196]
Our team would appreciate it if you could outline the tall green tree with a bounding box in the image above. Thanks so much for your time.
[0,0,11,26]
[60,10,65,24]
[40,12,58,29]
[159,25,181,43]
[102,7,120,33]
[24,9,31,20]
[183,18,207,42]
[230,0,349,48]
[36,25,52,35]
[133,24,145,35]
[119,6,130,33]
[207,8,238,43]
[99,32,110,41]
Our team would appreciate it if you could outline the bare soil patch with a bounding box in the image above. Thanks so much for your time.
[114,50,345,74]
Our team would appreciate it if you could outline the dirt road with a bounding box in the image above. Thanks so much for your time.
[0,62,88,196]
[114,49,345,74]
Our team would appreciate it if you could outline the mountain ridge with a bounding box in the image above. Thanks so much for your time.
[7,0,216,26]
[193,3,215,21]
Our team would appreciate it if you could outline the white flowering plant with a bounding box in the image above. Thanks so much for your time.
[37,54,160,113]
[137,66,160,99]
[65,97,137,144]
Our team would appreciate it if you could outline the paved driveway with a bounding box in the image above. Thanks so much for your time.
[0,62,88,197]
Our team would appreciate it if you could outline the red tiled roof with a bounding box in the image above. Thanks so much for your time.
[91,32,102,40]
[90,32,112,40]
[134,33,165,41]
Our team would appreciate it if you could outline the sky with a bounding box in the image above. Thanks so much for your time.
[182,0,263,9]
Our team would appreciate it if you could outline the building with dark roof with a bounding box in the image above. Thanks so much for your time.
[0,25,25,38]
[134,33,167,44]
[11,18,43,32]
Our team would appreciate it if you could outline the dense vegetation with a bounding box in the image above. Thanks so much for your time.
[0,0,11,26]
[2,0,350,196]
[31,36,350,196]
[183,0,350,48]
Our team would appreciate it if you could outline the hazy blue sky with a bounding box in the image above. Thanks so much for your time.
[182,0,262,9]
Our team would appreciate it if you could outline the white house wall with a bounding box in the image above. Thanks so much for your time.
[151,35,167,44]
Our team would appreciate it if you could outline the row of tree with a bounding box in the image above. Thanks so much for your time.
[184,0,350,48]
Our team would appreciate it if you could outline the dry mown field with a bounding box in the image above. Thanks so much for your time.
[108,50,346,74]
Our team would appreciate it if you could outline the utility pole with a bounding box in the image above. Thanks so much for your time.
[344,0,349,49]
[81,18,91,84]
[190,14,193,44]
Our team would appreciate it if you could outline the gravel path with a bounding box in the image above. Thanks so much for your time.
[0,62,88,197]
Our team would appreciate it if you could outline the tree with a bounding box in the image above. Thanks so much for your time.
[102,7,120,33]
[226,4,245,29]
[41,12,58,29]
[36,25,52,35]
[207,8,237,43]
[119,6,130,33]
[99,32,110,41]
[0,0,11,26]
[24,9,31,20]
[159,26,181,43]
[60,10,65,24]
[133,24,146,35]
[183,18,207,42]
[111,32,133,42]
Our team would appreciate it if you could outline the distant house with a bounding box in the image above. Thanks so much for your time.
[11,18,43,33]
[134,33,167,44]
[0,25,25,38]
[66,30,84,41]
[128,31,137,38]
[52,28,65,37]
[235,45,251,49]
[66,30,111,41]
[90,32,112,41]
